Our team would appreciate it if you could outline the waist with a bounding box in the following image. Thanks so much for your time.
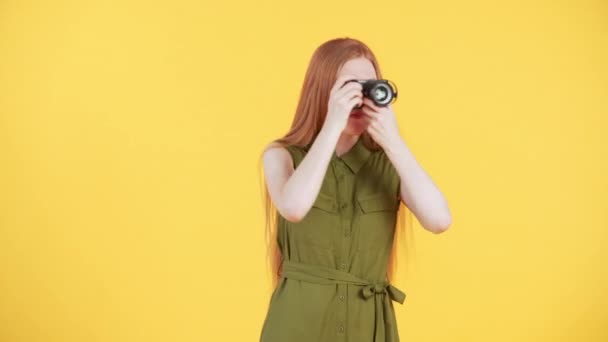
[279,259,406,342]
[279,259,406,303]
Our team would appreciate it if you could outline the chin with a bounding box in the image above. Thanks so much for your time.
[344,118,369,135]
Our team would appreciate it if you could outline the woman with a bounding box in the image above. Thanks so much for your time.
[259,37,452,342]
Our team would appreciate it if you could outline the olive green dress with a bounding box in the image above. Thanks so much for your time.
[260,137,406,342]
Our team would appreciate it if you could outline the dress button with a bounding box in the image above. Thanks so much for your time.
[340,263,347,270]
[338,325,345,333]
[339,294,345,301]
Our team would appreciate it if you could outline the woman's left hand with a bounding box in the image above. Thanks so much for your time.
[361,97,402,151]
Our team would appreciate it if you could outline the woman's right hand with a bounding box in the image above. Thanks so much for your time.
[323,74,363,132]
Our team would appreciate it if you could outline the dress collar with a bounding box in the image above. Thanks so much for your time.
[304,137,371,174]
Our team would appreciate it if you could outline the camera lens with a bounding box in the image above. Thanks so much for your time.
[372,85,389,102]
[370,82,394,106]
[346,79,397,107]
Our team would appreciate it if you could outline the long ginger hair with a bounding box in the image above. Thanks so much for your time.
[258,37,414,292]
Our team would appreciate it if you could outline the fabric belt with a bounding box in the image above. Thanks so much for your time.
[280,259,406,342]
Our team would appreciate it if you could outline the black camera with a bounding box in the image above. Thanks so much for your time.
[346,79,398,108]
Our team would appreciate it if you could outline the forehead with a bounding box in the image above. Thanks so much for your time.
[337,57,377,80]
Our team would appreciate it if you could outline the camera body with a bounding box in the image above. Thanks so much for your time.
[346,79,398,108]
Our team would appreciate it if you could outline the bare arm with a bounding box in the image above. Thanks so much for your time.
[385,139,452,234]
[263,73,364,222]
[263,125,342,222]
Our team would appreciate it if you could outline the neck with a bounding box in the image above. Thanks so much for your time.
[335,134,360,157]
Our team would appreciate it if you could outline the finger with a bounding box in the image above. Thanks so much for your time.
[342,87,363,102]
[362,109,377,121]
[367,120,379,133]
[330,74,356,94]
[337,89,363,111]
[366,123,379,137]
[335,88,363,108]
[361,102,378,115]
[362,97,381,111]
[347,96,364,111]
[334,80,363,98]
[330,74,361,95]
[345,92,364,109]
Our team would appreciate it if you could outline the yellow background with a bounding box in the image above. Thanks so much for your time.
[1,0,606,341]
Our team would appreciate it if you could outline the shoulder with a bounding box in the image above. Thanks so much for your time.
[262,142,305,171]
[263,142,291,168]
[377,148,395,168]
[373,148,400,187]
[378,148,400,197]
[365,147,392,169]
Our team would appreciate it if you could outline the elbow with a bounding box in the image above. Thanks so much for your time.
[428,213,452,234]
[283,212,304,223]
[280,204,307,223]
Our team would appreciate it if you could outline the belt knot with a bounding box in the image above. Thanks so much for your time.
[362,282,389,298]
[279,260,406,342]
[362,282,406,304]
